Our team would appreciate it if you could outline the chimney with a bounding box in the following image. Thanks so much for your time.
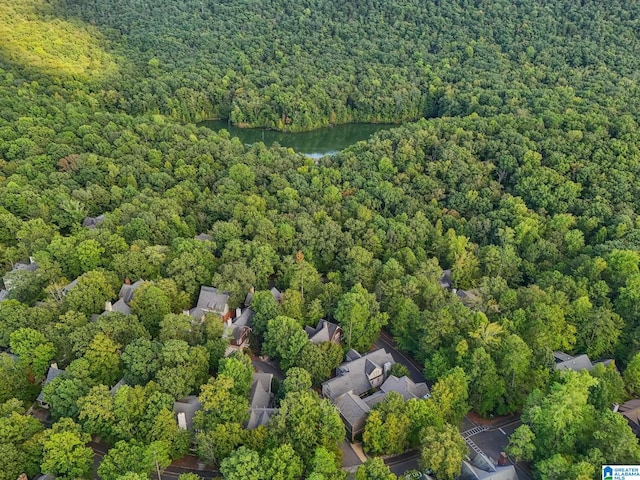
[498,452,508,466]
[105,301,112,312]
[28,256,35,264]
[51,362,58,370]
[236,307,242,318]
[124,277,131,285]
[250,286,255,293]
[613,403,620,413]
[182,309,190,316]
[177,412,187,430]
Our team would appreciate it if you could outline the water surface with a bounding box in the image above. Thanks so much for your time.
[200,120,396,158]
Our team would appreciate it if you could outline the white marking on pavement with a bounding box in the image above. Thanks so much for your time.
[499,428,506,435]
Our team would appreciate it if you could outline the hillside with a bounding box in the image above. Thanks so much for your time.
[2,1,640,479]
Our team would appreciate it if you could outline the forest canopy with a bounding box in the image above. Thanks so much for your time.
[2,0,640,479]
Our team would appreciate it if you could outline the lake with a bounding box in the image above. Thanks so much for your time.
[200,120,396,158]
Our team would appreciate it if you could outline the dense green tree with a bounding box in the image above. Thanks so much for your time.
[41,418,93,480]
[355,458,397,480]
[420,424,467,480]
[122,338,161,386]
[263,316,308,370]
[130,283,173,337]
[335,284,388,352]
[63,271,116,316]
[268,390,344,464]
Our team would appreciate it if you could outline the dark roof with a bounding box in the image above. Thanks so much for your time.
[249,372,273,409]
[11,259,38,273]
[195,233,213,241]
[234,308,254,327]
[620,399,640,437]
[118,280,145,304]
[36,364,66,403]
[379,375,430,400]
[460,453,518,480]
[270,287,282,302]
[62,278,79,295]
[109,378,127,395]
[81,214,105,228]
[173,396,202,430]
[190,286,230,319]
[322,349,395,401]
[244,290,254,306]
[305,319,342,344]
[334,391,370,433]
[440,269,452,288]
[247,372,276,430]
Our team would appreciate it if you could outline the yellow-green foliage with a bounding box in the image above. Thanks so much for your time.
[0,0,117,81]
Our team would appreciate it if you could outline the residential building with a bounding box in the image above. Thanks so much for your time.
[2,257,38,291]
[322,348,395,402]
[553,351,614,372]
[247,372,277,429]
[37,363,66,408]
[189,286,231,322]
[305,319,342,345]
[223,307,253,356]
[459,452,518,480]
[333,374,430,441]
[81,214,105,228]
[617,399,640,438]
[173,396,202,430]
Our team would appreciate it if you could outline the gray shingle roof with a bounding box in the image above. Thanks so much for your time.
[173,396,202,430]
[62,278,79,295]
[234,308,254,327]
[0,289,7,302]
[334,391,370,434]
[82,214,105,228]
[249,372,273,409]
[195,233,213,241]
[305,319,341,344]
[322,349,395,401]
[191,287,229,319]
[118,279,145,304]
[379,375,430,400]
[247,372,277,429]
[37,364,66,403]
[460,453,518,480]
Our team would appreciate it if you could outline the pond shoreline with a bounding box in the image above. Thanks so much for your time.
[199,120,399,158]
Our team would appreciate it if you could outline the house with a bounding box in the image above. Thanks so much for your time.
[321,348,395,402]
[332,375,430,441]
[109,378,127,395]
[270,287,283,303]
[62,278,79,296]
[97,279,145,318]
[195,233,213,242]
[173,396,202,430]
[223,307,253,356]
[189,286,231,322]
[553,351,614,372]
[36,363,66,408]
[440,269,452,289]
[617,399,640,437]
[305,319,342,345]
[81,214,105,229]
[2,257,38,291]
[244,286,282,307]
[247,372,278,429]
[459,452,518,480]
